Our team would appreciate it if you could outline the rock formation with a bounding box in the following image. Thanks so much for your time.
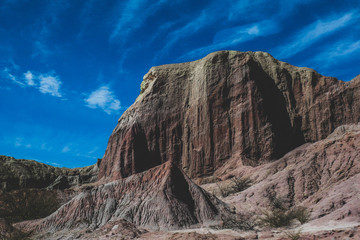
[15,161,231,235]
[0,155,99,223]
[214,124,360,226]
[0,218,25,239]
[2,51,359,239]
[99,51,360,180]
[0,155,99,191]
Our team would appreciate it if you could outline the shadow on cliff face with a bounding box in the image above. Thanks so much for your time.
[106,51,360,180]
[132,125,162,174]
[249,59,305,161]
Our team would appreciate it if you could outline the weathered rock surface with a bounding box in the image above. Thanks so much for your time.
[2,51,360,239]
[0,155,99,191]
[0,188,75,223]
[0,218,25,240]
[0,155,98,223]
[15,161,231,235]
[214,124,360,226]
[99,51,360,180]
[29,219,147,240]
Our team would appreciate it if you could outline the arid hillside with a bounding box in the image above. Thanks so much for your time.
[2,51,360,239]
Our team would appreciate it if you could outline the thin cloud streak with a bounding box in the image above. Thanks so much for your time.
[273,11,357,59]
[30,1,69,59]
[155,0,314,62]
[110,0,168,42]
[110,0,148,40]
[228,0,315,21]
[178,20,280,61]
[157,10,216,60]
[304,38,360,76]
[2,67,25,87]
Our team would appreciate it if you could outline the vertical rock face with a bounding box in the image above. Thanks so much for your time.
[99,51,360,180]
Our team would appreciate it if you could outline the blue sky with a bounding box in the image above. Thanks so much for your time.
[1,0,359,168]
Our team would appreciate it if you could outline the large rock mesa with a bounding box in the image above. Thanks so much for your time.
[99,51,360,181]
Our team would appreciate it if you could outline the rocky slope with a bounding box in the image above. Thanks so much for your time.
[0,155,99,191]
[99,51,360,181]
[204,124,360,228]
[0,156,99,223]
[15,161,231,235]
[0,218,26,240]
[3,51,360,239]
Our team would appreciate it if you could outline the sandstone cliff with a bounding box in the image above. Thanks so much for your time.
[99,51,360,180]
[3,51,360,239]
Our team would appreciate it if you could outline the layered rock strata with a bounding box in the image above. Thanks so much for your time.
[0,155,99,223]
[218,124,360,225]
[99,51,360,180]
[16,161,231,234]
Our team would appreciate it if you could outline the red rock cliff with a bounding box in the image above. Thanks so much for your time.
[99,51,360,180]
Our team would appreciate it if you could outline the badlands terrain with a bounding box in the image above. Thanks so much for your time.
[1,51,360,239]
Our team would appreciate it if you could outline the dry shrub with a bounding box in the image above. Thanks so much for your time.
[285,229,302,240]
[260,196,310,228]
[215,176,252,197]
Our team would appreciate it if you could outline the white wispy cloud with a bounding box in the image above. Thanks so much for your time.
[304,38,360,75]
[2,67,25,87]
[24,71,35,86]
[84,86,121,114]
[62,145,71,153]
[110,0,168,42]
[228,0,272,21]
[88,146,98,154]
[110,0,147,40]
[178,20,279,60]
[156,0,315,62]
[2,63,64,98]
[40,143,53,151]
[273,11,357,59]
[31,1,69,59]
[32,41,53,59]
[157,11,214,60]
[38,74,62,97]
[14,137,23,147]
[228,0,315,21]
[50,162,62,167]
